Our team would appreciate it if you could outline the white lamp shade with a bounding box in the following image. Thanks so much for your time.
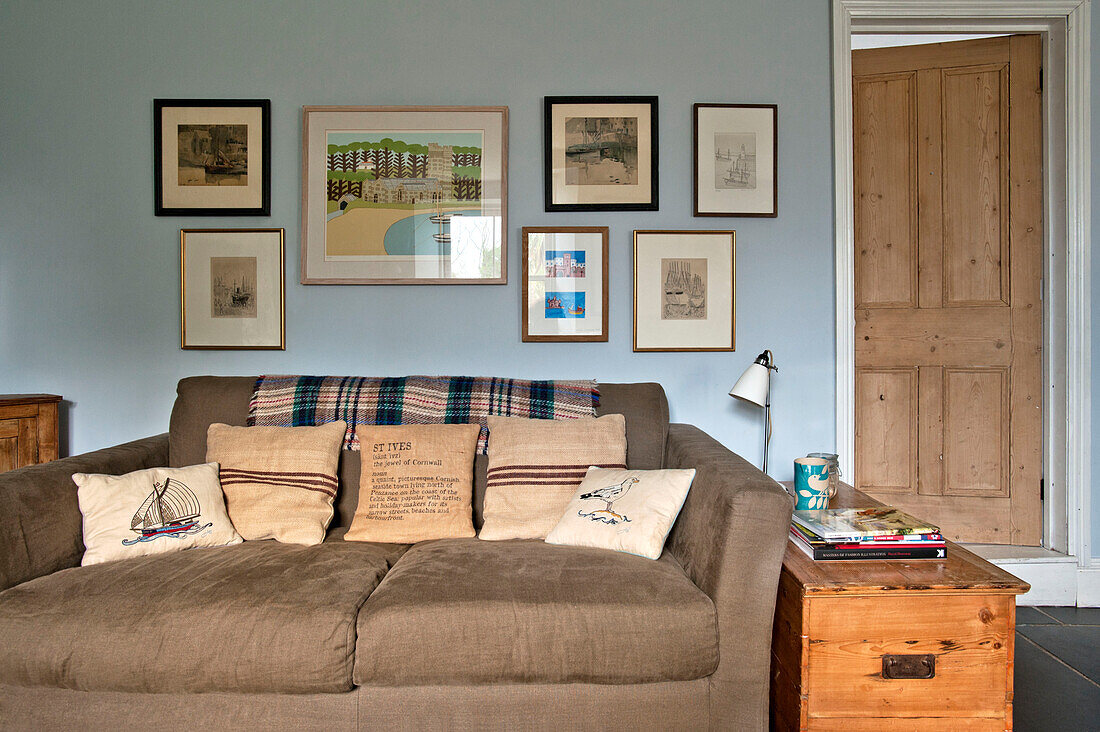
[729,362,770,407]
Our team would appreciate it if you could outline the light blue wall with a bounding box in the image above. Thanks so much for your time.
[1,1,1095,554]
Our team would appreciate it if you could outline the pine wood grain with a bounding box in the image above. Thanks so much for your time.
[0,394,62,472]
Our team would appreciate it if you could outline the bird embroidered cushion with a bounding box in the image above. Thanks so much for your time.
[73,462,242,567]
[206,421,346,546]
[478,414,627,541]
[545,467,696,560]
[344,423,480,543]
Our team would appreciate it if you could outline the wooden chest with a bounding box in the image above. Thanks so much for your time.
[0,394,61,472]
[771,484,1029,730]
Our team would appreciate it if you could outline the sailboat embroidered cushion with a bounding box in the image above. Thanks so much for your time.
[206,421,346,545]
[479,414,627,541]
[73,462,242,567]
[545,467,696,560]
[344,423,480,543]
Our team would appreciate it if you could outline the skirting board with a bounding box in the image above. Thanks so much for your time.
[1079,563,1100,606]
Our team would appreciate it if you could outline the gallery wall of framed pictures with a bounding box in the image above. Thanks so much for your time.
[155,92,775,353]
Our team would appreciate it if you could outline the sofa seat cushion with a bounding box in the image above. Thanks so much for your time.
[353,538,719,685]
[0,539,406,693]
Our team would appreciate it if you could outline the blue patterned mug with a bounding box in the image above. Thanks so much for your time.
[793,457,832,510]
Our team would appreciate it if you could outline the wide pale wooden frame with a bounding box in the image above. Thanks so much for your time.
[633,230,736,352]
[832,1,1092,569]
[521,226,609,342]
[180,228,286,350]
[300,105,508,285]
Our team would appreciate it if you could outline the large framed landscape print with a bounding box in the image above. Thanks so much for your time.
[180,228,285,350]
[301,106,508,284]
[633,230,735,352]
[154,99,271,216]
[522,226,609,342]
[543,96,658,211]
[693,103,777,217]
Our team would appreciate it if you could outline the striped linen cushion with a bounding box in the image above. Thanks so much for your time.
[479,414,627,540]
[206,421,346,545]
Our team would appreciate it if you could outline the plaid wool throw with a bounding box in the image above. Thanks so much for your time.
[247,375,600,454]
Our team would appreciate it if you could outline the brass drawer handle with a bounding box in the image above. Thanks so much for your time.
[882,653,936,679]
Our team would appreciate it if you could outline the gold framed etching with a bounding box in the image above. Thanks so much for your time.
[180,228,285,350]
[633,230,735,352]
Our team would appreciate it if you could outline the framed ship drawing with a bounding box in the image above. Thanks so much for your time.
[522,226,609,342]
[693,103,777,217]
[301,106,508,284]
[154,99,271,216]
[180,228,285,350]
[543,96,658,211]
[633,230,735,352]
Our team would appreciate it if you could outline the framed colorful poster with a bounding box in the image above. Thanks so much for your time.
[180,228,285,349]
[522,226,609,342]
[633,230,735,352]
[154,99,271,216]
[693,103,777,217]
[543,96,658,211]
[301,106,508,284]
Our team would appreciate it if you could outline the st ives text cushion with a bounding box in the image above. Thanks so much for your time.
[0,540,405,693]
[478,414,627,540]
[545,467,696,560]
[345,424,479,543]
[206,421,345,545]
[74,462,241,566]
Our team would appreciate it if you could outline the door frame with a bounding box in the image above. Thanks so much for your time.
[832,1,1092,565]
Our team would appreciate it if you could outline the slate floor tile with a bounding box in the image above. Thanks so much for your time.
[1018,624,1100,683]
[1014,633,1100,731]
[1016,606,1059,625]
[1041,606,1100,626]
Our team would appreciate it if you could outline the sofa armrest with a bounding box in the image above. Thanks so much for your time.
[665,423,793,731]
[0,434,169,592]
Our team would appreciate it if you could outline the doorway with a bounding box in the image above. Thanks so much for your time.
[831,1,1092,603]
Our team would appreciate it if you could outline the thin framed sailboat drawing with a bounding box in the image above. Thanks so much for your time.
[693,103,777,217]
[301,106,508,284]
[633,230,735,352]
[180,228,285,349]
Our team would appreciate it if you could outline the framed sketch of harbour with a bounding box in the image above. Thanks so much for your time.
[633,230,735,352]
[300,106,508,284]
[154,99,271,216]
[180,229,285,349]
[693,103,777,217]
[522,226,609,342]
[543,96,658,211]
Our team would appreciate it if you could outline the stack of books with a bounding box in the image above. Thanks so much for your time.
[790,507,945,561]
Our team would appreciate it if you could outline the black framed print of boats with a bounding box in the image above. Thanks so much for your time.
[633,230,735,352]
[154,99,271,216]
[522,226,609,342]
[300,106,508,285]
[180,228,285,350]
[543,96,658,212]
[693,103,777,217]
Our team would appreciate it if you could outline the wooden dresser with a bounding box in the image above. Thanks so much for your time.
[0,394,61,472]
[771,483,1029,731]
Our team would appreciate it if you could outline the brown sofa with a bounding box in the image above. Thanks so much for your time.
[0,377,793,731]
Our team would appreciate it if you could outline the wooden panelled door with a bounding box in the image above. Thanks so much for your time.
[853,35,1043,545]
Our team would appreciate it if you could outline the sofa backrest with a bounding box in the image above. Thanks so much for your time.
[169,376,669,530]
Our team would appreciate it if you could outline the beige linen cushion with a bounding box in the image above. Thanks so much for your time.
[345,424,479,543]
[74,462,242,566]
[206,421,346,545]
[545,467,696,560]
[479,414,627,540]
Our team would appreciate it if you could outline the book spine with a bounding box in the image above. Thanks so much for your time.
[812,545,947,560]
